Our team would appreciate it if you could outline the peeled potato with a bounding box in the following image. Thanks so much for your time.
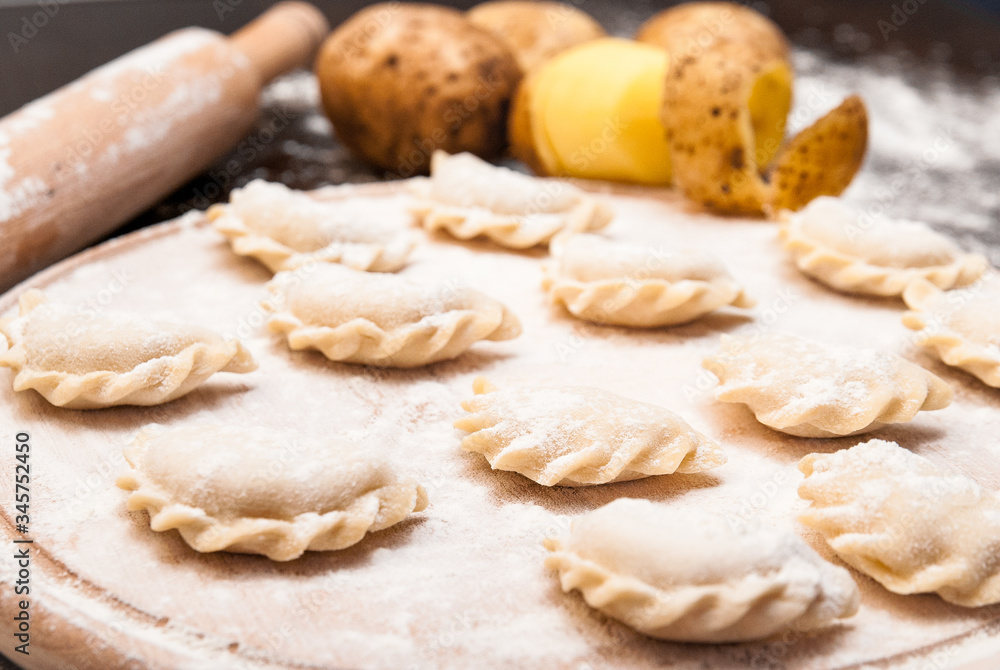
[769,96,869,212]
[636,1,789,63]
[508,66,553,176]
[468,1,606,72]
[508,3,867,213]
[509,38,672,185]
[315,3,521,175]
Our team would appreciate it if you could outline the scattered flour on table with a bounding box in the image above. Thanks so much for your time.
[4,187,996,668]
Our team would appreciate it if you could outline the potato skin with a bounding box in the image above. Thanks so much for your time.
[636,1,788,62]
[769,95,869,212]
[663,41,787,214]
[315,3,521,175]
[468,1,606,72]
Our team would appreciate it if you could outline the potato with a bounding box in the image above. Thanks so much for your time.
[769,95,868,212]
[467,1,606,72]
[506,2,866,213]
[507,66,553,176]
[663,41,866,215]
[636,1,789,64]
[662,40,791,213]
[315,3,521,175]
[644,1,792,180]
[655,4,867,215]
[508,38,672,186]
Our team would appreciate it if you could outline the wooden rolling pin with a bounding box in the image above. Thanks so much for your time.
[0,1,329,292]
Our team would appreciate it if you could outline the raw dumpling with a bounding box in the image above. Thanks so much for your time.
[0,290,256,409]
[208,179,416,273]
[454,377,725,486]
[543,233,754,327]
[702,332,952,437]
[117,423,428,561]
[410,151,612,248]
[902,276,1000,387]
[799,439,1000,607]
[779,197,986,296]
[544,498,859,642]
[264,264,521,367]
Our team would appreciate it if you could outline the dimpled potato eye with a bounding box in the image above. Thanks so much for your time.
[509,38,673,186]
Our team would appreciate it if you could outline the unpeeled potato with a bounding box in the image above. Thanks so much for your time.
[315,3,521,176]
[662,36,868,215]
[645,2,867,215]
[662,40,792,213]
[468,1,606,72]
[505,1,867,214]
[509,38,673,186]
[636,1,789,63]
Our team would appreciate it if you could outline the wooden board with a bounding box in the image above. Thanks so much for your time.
[2,182,1000,670]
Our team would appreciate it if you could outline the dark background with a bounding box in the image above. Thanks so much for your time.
[3,0,1000,118]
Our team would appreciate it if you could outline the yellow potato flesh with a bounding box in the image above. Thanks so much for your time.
[535,38,672,185]
[748,64,793,169]
[525,61,562,177]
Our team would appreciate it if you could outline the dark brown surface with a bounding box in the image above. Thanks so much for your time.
[2,0,999,249]
[2,0,999,119]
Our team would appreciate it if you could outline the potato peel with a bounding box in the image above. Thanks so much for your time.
[662,43,788,214]
[768,95,869,213]
[663,41,867,215]
[508,2,868,214]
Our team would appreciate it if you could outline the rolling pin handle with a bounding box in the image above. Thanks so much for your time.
[229,1,330,84]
